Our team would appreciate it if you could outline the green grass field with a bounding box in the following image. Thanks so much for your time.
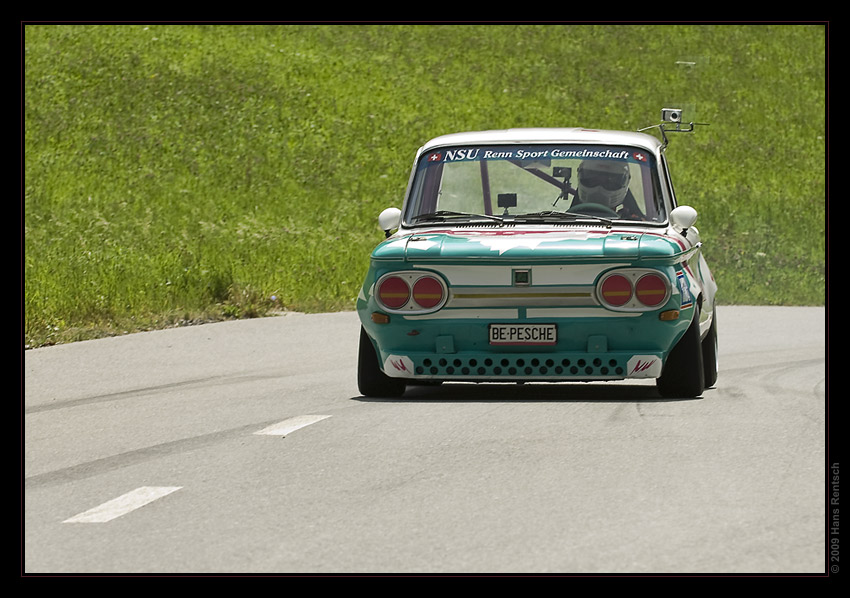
[23,24,826,347]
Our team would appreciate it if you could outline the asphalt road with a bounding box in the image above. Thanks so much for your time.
[23,306,827,574]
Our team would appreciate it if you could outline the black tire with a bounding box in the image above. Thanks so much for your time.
[357,327,406,398]
[701,308,718,388]
[656,310,705,398]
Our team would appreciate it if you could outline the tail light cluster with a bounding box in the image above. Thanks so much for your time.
[597,269,671,311]
[376,271,448,313]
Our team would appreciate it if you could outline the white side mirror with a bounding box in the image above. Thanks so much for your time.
[670,205,698,236]
[378,207,402,237]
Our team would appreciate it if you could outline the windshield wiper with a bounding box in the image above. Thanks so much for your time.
[411,210,505,224]
[516,210,615,227]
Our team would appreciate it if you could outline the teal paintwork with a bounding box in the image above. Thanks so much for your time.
[370,230,688,263]
[356,227,703,383]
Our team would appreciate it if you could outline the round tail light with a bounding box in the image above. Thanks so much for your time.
[378,276,409,309]
[412,276,444,309]
[635,274,668,307]
[600,274,632,307]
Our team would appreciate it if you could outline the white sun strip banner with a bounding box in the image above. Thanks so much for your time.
[63,486,182,523]
[254,414,332,437]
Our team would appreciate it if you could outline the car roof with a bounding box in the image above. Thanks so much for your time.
[419,127,664,154]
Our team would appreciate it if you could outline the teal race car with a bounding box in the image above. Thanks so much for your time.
[356,112,717,398]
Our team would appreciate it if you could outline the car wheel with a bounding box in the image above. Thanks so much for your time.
[656,310,705,398]
[357,327,407,398]
[702,308,718,388]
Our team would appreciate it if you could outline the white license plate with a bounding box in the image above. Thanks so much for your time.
[488,323,557,345]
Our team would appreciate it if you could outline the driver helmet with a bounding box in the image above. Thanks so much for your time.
[577,160,631,209]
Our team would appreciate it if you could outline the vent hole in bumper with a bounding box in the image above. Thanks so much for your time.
[413,355,626,378]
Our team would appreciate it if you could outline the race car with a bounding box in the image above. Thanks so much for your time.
[356,111,717,398]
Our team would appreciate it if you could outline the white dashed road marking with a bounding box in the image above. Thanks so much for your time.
[254,414,332,437]
[61,415,330,524]
[63,486,182,523]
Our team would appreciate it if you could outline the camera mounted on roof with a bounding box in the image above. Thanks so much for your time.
[639,108,708,148]
[661,108,683,124]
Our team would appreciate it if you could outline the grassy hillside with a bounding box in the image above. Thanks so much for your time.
[23,24,826,347]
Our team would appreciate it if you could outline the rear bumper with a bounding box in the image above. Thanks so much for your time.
[360,309,691,382]
[380,349,665,381]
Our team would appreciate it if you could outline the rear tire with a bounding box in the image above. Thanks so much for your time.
[357,327,406,398]
[702,308,718,388]
[657,310,705,398]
